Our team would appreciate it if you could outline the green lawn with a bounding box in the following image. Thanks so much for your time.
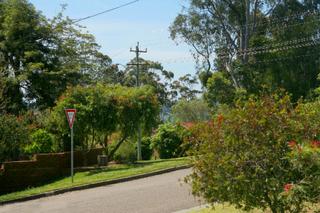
[0,157,190,203]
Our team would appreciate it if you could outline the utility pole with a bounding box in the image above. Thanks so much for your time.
[129,42,147,161]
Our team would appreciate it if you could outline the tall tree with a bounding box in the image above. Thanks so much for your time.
[123,57,175,106]
[170,74,201,101]
[170,0,320,102]
[0,0,114,113]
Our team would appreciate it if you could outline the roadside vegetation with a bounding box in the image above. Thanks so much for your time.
[0,0,320,212]
[0,157,189,202]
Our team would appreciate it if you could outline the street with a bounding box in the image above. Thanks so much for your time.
[0,169,201,213]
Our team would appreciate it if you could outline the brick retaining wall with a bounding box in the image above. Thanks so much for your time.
[0,149,103,195]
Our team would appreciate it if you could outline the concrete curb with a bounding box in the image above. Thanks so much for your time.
[173,204,210,213]
[0,165,191,206]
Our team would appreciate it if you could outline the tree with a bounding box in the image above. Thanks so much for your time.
[0,0,114,113]
[171,98,211,122]
[204,72,236,107]
[123,57,175,106]
[170,0,320,101]
[170,74,201,101]
[48,84,159,161]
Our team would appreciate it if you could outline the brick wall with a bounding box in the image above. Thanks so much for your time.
[0,148,103,195]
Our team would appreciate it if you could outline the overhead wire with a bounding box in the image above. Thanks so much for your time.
[236,9,320,29]
[250,52,320,64]
[72,0,140,23]
[218,34,320,58]
[216,8,320,59]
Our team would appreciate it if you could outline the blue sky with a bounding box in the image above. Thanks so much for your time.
[29,0,196,80]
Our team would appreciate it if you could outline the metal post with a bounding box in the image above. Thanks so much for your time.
[71,127,74,183]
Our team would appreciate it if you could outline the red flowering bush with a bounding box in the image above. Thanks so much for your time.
[284,183,293,192]
[186,94,320,213]
[0,114,30,162]
[282,140,320,212]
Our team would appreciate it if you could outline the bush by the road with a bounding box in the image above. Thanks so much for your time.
[113,141,136,163]
[24,129,55,155]
[187,94,320,213]
[151,123,189,159]
[141,137,153,160]
[0,114,29,163]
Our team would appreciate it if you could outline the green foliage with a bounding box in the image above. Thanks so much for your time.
[282,142,320,213]
[170,74,201,101]
[205,72,236,107]
[151,123,189,159]
[0,78,25,114]
[187,94,320,213]
[123,57,176,106]
[170,0,320,101]
[141,137,153,160]
[172,98,211,122]
[113,141,136,164]
[0,0,115,113]
[48,84,159,158]
[0,114,29,162]
[24,129,54,155]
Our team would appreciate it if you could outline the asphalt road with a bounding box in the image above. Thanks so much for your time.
[0,169,201,213]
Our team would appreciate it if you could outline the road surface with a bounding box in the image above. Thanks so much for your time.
[0,169,202,213]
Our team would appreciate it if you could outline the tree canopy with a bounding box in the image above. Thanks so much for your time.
[170,0,320,102]
[0,0,114,113]
[48,84,159,158]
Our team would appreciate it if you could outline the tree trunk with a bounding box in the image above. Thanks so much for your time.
[243,0,250,63]
[226,61,241,89]
[108,135,128,160]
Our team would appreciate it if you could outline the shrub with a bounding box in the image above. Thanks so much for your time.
[141,137,153,160]
[187,94,320,213]
[24,129,54,154]
[113,141,136,163]
[151,123,189,159]
[283,140,320,212]
[0,114,29,162]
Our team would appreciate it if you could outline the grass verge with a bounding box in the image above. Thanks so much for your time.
[191,204,319,213]
[191,205,262,213]
[0,157,190,203]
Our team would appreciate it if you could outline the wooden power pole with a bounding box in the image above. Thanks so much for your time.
[129,42,147,161]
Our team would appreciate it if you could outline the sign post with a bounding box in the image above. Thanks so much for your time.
[65,109,76,183]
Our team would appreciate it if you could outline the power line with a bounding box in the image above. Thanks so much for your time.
[250,52,320,64]
[238,10,320,29]
[218,35,320,58]
[248,16,320,35]
[239,35,320,54]
[73,0,140,23]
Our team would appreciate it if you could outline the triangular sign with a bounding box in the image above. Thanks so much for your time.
[65,109,76,129]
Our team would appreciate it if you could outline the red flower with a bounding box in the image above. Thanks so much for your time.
[288,140,297,149]
[284,183,293,192]
[311,140,320,148]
